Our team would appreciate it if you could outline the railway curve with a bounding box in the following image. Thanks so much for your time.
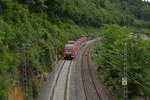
[38,40,113,100]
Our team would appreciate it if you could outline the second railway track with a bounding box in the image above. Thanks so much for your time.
[81,45,102,100]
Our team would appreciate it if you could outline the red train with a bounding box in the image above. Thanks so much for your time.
[63,37,87,59]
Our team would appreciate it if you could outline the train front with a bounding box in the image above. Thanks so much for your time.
[63,44,76,59]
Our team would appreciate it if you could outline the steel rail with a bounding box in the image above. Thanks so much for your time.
[64,61,73,100]
[49,61,66,100]
[50,60,73,100]
[81,46,89,100]
[86,48,102,100]
[81,45,102,100]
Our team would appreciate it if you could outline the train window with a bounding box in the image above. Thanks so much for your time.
[67,41,75,44]
[66,47,72,52]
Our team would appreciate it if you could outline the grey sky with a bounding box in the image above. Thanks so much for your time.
[143,0,150,2]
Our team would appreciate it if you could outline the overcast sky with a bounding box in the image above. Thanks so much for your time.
[143,0,150,2]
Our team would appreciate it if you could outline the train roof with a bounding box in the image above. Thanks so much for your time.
[65,44,74,48]
[67,40,75,44]
[73,36,86,40]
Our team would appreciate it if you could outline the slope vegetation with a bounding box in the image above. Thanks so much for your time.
[0,0,150,100]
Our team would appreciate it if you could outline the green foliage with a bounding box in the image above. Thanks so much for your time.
[133,20,150,29]
[0,78,10,100]
[93,24,150,99]
[140,6,150,21]
[0,0,150,99]
[17,0,47,12]
[61,0,134,26]
[135,29,150,36]
[0,1,86,99]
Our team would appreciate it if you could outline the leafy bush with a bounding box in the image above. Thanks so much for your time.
[93,24,150,99]
[0,0,150,99]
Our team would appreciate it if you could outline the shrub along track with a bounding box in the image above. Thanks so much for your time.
[81,41,113,100]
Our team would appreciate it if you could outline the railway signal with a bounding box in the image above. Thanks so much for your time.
[122,77,127,86]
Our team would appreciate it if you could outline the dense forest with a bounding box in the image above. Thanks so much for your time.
[92,0,150,100]
[0,0,150,100]
[93,24,150,100]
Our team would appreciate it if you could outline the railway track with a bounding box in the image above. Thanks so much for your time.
[47,42,86,100]
[49,60,73,100]
[81,45,102,100]
[39,40,113,100]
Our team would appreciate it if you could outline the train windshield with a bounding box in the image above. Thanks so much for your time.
[66,47,72,52]
[65,45,72,52]
[67,41,75,44]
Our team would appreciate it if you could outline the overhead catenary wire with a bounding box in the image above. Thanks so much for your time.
[97,44,150,97]
[5,28,59,100]
[127,72,150,94]
[128,75,150,93]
